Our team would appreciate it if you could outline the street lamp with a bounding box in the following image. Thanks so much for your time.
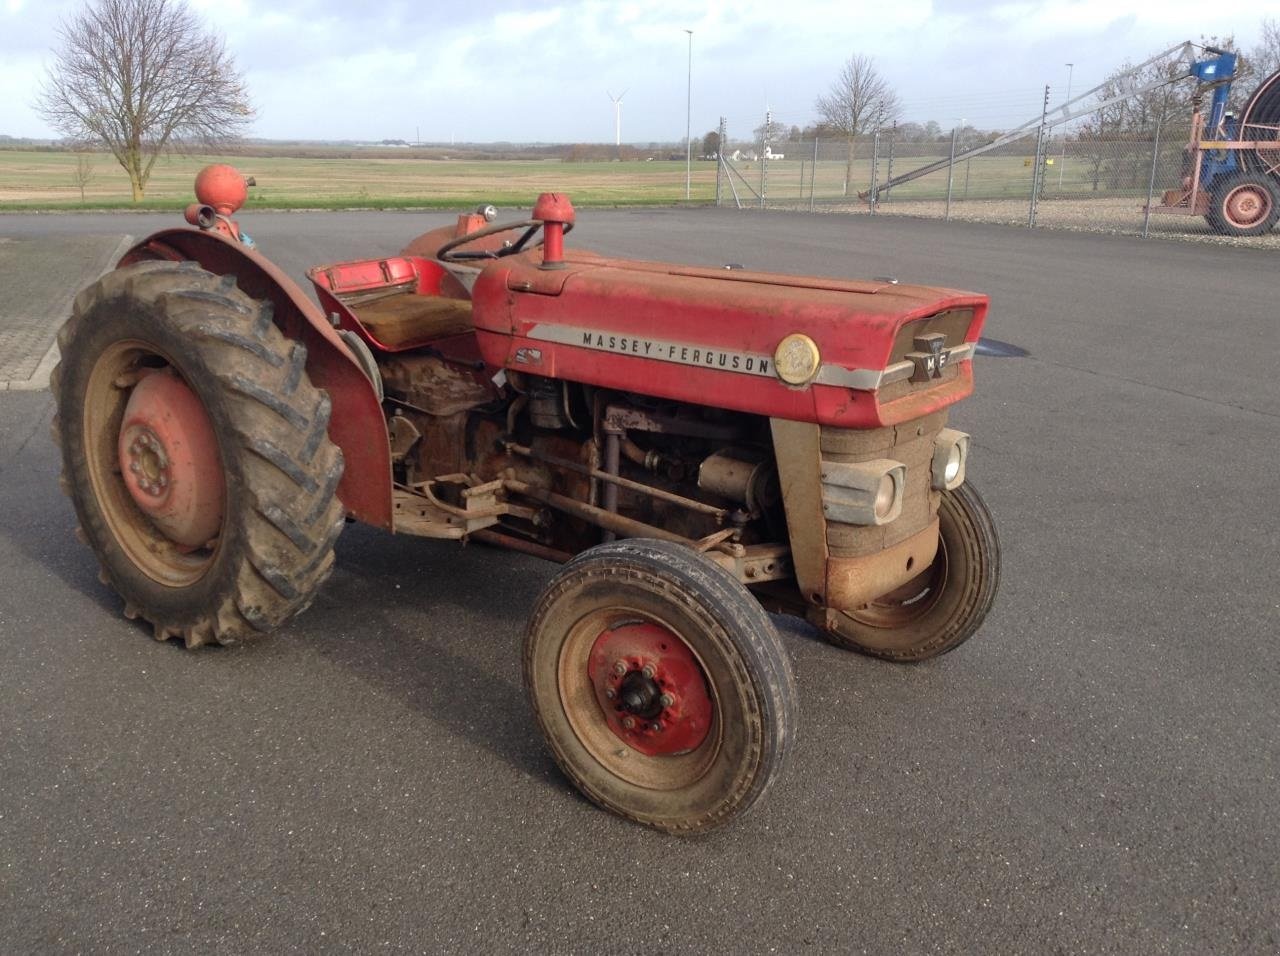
[1058,62,1074,188]
[684,29,693,201]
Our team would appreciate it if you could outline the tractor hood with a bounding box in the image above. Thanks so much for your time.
[470,252,988,429]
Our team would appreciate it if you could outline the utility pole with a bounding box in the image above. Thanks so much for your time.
[684,29,693,201]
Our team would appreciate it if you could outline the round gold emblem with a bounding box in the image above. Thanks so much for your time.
[773,333,821,386]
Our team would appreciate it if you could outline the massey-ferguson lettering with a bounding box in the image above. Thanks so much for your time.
[52,168,1001,832]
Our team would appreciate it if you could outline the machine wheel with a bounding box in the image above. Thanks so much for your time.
[51,260,346,647]
[821,481,1000,663]
[1206,173,1280,237]
[524,538,797,833]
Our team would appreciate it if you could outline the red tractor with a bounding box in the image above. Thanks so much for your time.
[52,166,1000,832]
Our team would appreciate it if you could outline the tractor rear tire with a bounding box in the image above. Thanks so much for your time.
[820,481,1000,662]
[525,538,797,833]
[51,260,346,647]
[1206,172,1280,237]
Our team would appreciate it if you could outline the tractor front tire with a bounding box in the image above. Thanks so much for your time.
[1206,172,1280,237]
[525,538,797,833]
[820,481,1000,662]
[51,260,346,647]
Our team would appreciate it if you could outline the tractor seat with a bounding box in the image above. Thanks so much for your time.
[352,292,473,349]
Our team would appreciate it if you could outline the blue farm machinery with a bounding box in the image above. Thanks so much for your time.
[865,43,1280,237]
[1148,48,1280,236]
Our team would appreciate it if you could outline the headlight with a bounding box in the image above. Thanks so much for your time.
[821,458,906,526]
[931,428,969,490]
[773,333,820,386]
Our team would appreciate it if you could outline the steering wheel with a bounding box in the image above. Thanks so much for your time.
[436,218,574,262]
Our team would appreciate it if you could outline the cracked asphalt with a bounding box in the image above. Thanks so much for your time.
[0,208,1276,954]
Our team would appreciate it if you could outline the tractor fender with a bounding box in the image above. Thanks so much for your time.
[119,228,393,529]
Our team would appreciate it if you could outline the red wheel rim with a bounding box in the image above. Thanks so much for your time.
[83,341,225,587]
[586,622,713,756]
[1224,185,1272,228]
[117,369,225,549]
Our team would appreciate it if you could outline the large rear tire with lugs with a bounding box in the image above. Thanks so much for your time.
[525,538,797,833]
[51,260,346,647]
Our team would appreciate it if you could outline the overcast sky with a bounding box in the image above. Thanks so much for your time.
[0,0,1270,142]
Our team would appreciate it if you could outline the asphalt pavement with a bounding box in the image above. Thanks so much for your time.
[0,207,1276,954]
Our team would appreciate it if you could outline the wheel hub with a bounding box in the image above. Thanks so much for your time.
[1226,186,1269,226]
[587,622,713,756]
[117,370,225,549]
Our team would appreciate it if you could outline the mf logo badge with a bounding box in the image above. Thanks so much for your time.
[907,333,949,383]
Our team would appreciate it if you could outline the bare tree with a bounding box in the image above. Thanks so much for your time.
[36,0,253,202]
[1250,18,1280,80]
[814,55,900,195]
[71,147,96,201]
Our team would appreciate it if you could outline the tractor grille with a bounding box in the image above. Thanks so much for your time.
[819,411,946,557]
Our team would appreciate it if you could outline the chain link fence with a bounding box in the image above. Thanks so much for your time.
[713,110,1271,243]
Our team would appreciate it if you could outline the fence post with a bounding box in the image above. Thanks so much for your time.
[759,108,770,209]
[715,116,726,207]
[870,126,880,215]
[1141,106,1165,239]
[1028,84,1050,228]
[945,126,957,221]
[810,138,818,211]
[886,120,896,204]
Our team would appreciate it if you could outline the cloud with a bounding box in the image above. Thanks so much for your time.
[0,0,1271,141]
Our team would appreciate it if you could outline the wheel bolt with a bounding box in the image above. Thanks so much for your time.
[651,721,664,733]
[612,661,627,676]
[622,716,636,730]
[604,688,616,700]
[641,664,655,679]
[659,693,675,709]
[129,461,140,473]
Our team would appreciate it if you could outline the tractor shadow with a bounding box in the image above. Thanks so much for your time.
[296,523,558,780]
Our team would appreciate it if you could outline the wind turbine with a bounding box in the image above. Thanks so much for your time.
[607,89,628,147]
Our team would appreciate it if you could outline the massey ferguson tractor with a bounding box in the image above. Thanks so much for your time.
[52,166,1000,832]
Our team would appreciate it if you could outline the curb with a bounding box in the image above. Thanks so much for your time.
[0,233,134,392]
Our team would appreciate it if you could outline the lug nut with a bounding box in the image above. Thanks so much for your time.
[651,721,664,733]
[604,688,616,700]
[641,664,656,679]
[658,693,675,709]
[129,462,140,473]
[157,475,168,488]
[621,717,636,730]
[613,661,627,676]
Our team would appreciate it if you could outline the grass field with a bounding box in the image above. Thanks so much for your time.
[1,145,1154,212]
[0,149,725,210]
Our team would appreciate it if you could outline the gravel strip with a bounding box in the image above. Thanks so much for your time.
[772,197,1280,249]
